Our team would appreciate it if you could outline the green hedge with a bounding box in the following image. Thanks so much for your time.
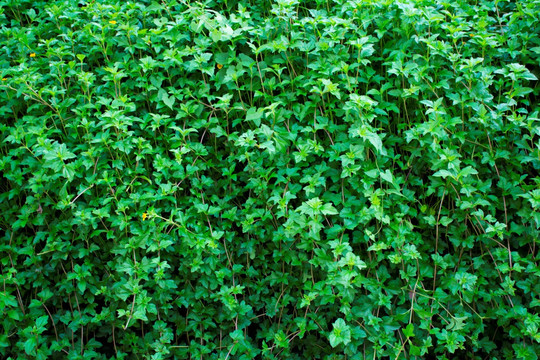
[1,0,539,359]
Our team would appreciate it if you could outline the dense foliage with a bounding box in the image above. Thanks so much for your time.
[1,0,539,359]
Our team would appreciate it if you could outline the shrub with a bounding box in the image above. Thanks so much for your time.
[1,0,539,359]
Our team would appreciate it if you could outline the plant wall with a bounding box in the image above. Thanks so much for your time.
[1,0,539,359]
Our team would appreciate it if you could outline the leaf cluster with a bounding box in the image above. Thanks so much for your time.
[1,0,539,359]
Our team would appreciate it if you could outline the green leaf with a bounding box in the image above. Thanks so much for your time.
[162,93,175,110]
[24,337,37,355]
[329,318,351,348]
[433,169,454,179]
[380,169,394,184]
[157,88,174,109]
[403,323,415,338]
[321,203,338,216]
[35,315,48,329]
[246,107,263,126]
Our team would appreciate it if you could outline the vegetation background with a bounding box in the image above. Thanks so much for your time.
[1,0,539,359]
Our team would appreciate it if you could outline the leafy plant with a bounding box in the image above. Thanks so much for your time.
[1,0,539,359]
